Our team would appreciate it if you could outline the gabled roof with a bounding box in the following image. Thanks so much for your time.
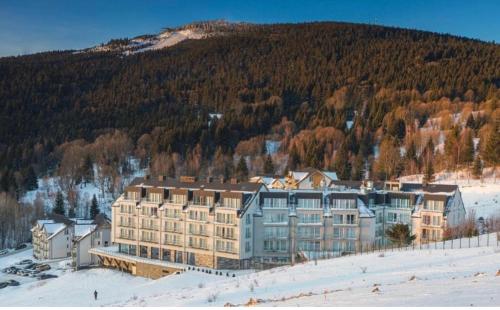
[43,223,67,240]
[74,224,97,240]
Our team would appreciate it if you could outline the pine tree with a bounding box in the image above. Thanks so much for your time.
[90,194,100,219]
[236,156,249,180]
[385,223,416,247]
[481,121,499,170]
[82,154,94,185]
[263,155,275,175]
[287,144,300,170]
[472,155,483,179]
[53,191,65,215]
[68,207,76,218]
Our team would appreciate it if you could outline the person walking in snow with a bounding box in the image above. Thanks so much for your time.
[94,290,98,300]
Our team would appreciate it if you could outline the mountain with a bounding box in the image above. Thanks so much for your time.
[0,21,499,193]
[84,20,252,54]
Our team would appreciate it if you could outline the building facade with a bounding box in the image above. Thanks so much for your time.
[106,174,466,275]
[111,176,264,270]
[72,214,112,269]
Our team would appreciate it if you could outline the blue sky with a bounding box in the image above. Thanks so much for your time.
[0,0,499,56]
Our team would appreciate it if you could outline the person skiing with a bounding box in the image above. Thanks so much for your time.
[94,290,98,300]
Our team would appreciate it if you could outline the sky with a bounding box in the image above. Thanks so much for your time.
[0,0,499,57]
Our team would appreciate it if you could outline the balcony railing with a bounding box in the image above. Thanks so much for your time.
[140,224,159,231]
[163,240,183,246]
[119,234,136,240]
[140,237,158,243]
[118,222,136,228]
[216,233,237,240]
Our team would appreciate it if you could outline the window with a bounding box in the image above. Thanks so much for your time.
[264,227,288,238]
[298,213,321,224]
[333,214,343,224]
[245,241,251,253]
[216,226,235,239]
[149,193,162,203]
[189,210,208,221]
[263,198,287,208]
[387,212,398,223]
[391,198,410,208]
[165,208,181,219]
[246,214,251,224]
[346,214,356,224]
[223,198,241,209]
[216,213,235,224]
[333,227,342,238]
[432,216,441,226]
[424,200,444,211]
[245,227,251,238]
[263,240,287,252]
[216,240,235,253]
[297,240,320,251]
[331,199,356,209]
[263,213,287,223]
[423,215,431,225]
[297,199,321,209]
[172,194,187,205]
[297,226,320,239]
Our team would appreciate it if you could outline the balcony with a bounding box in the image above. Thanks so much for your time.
[216,233,237,240]
[140,224,159,231]
[118,234,136,241]
[118,222,136,228]
[216,247,237,254]
[163,240,183,246]
[140,237,158,243]
[164,227,183,233]
[188,230,209,237]
[188,243,210,250]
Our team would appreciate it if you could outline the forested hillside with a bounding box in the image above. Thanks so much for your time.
[0,21,499,198]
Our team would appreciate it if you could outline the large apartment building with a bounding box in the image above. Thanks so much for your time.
[104,171,465,277]
[111,175,264,270]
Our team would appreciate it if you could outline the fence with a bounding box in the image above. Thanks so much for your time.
[309,231,500,262]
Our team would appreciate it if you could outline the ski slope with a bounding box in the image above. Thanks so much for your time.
[1,244,499,306]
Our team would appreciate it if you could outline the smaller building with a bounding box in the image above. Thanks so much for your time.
[72,214,112,269]
[32,214,74,260]
[32,214,111,266]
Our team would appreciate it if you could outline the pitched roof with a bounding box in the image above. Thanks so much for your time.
[127,176,263,193]
[400,183,458,194]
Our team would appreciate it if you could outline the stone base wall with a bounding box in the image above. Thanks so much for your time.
[216,257,242,269]
[194,253,215,268]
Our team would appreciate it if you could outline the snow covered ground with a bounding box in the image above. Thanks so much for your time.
[1,243,499,306]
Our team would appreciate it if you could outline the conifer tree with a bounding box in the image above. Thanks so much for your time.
[90,194,100,219]
[82,154,94,185]
[287,144,300,171]
[236,156,249,180]
[53,191,65,215]
[263,155,275,175]
[481,120,499,181]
